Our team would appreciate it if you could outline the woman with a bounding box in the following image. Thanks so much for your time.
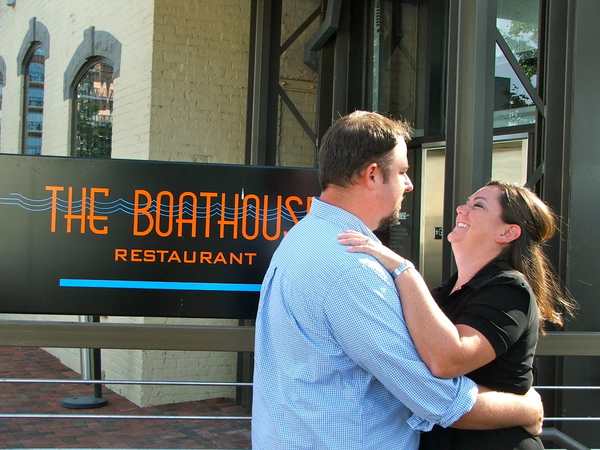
[339,181,576,450]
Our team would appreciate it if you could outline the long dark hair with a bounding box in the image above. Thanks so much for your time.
[489,180,577,332]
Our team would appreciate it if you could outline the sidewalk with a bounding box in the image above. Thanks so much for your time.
[0,347,251,449]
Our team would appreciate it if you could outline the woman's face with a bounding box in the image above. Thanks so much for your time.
[447,185,509,250]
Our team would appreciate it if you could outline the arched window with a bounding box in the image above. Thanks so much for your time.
[65,27,120,158]
[74,60,114,158]
[23,45,45,155]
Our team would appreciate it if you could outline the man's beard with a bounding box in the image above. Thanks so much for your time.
[377,206,401,231]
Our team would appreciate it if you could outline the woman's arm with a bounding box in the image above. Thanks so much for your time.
[338,230,495,378]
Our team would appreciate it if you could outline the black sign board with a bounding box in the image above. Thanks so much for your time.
[0,155,320,319]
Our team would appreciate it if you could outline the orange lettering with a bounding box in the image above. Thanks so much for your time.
[88,188,109,234]
[46,186,64,233]
[284,196,302,225]
[218,193,239,239]
[200,192,217,238]
[183,251,197,263]
[144,249,156,262]
[177,192,197,237]
[156,250,169,262]
[64,187,87,233]
[115,249,127,261]
[130,249,142,262]
[230,253,243,264]
[242,194,260,240]
[262,195,282,241]
[200,251,212,264]
[167,251,181,263]
[133,190,154,236]
[213,252,227,264]
[155,191,174,237]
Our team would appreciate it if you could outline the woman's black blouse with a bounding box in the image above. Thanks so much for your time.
[418,262,544,450]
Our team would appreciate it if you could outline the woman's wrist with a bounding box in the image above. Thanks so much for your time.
[391,259,415,279]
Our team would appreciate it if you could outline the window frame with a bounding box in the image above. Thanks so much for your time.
[70,57,114,158]
[21,43,46,155]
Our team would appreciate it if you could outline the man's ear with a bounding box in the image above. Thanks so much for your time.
[496,224,521,244]
[363,163,379,190]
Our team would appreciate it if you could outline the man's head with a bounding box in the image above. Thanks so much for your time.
[318,111,413,230]
[318,111,412,190]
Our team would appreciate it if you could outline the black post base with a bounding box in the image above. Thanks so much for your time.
[61,395,109,409]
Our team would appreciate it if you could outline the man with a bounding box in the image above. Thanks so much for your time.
[252,111,543,449]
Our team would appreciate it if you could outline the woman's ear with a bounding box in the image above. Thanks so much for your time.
[496,224,521,244]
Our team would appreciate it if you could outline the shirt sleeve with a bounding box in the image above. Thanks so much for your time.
[322,259,477,430]
[455,279,533,356]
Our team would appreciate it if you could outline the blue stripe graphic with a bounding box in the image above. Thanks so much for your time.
[60,279,261,292]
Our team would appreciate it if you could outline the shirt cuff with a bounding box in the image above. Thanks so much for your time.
[407,377,478,431]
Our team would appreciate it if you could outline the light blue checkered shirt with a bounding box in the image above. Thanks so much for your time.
[252,198,477,449]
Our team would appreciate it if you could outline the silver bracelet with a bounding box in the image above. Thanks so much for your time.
[391,260,415,279]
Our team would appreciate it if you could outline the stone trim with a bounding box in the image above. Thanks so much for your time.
[63,26,121,100]
[17,17,50,76]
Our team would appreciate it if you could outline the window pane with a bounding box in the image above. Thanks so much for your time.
[494,44,536,127]
[25,47,45,155]
[75,62,114,158]
[497,0,539,87]
[366,0,447,138]
[495,0,539,128]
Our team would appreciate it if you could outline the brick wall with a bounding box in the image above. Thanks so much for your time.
[0,0,154,158]
[149,0,251,164]
[0,0,321,407]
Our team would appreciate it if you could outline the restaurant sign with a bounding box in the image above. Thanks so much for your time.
[0,154,320,319]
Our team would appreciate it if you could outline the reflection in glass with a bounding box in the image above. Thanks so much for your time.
[494,44,536,127]
[367,0,446,138]
[497,0,539,86]
[366,1,442,263]
[24,47,45,155]
[75,62,114,158]
[369,1,418,120]
[495,0,539,128]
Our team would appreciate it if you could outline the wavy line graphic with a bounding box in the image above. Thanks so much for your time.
[0,192,309,223]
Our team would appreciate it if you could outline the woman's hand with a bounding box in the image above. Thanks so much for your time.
[338,230,405,274]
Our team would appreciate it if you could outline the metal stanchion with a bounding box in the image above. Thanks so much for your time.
[61,315,108,409]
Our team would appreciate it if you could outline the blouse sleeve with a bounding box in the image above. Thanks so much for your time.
[454,274,535,356]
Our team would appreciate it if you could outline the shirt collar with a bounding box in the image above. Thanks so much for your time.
[309,197,381,244]
[433,261,515,297]
[463,261,515,290]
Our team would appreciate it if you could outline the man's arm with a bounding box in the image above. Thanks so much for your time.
[452,386,543,435]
